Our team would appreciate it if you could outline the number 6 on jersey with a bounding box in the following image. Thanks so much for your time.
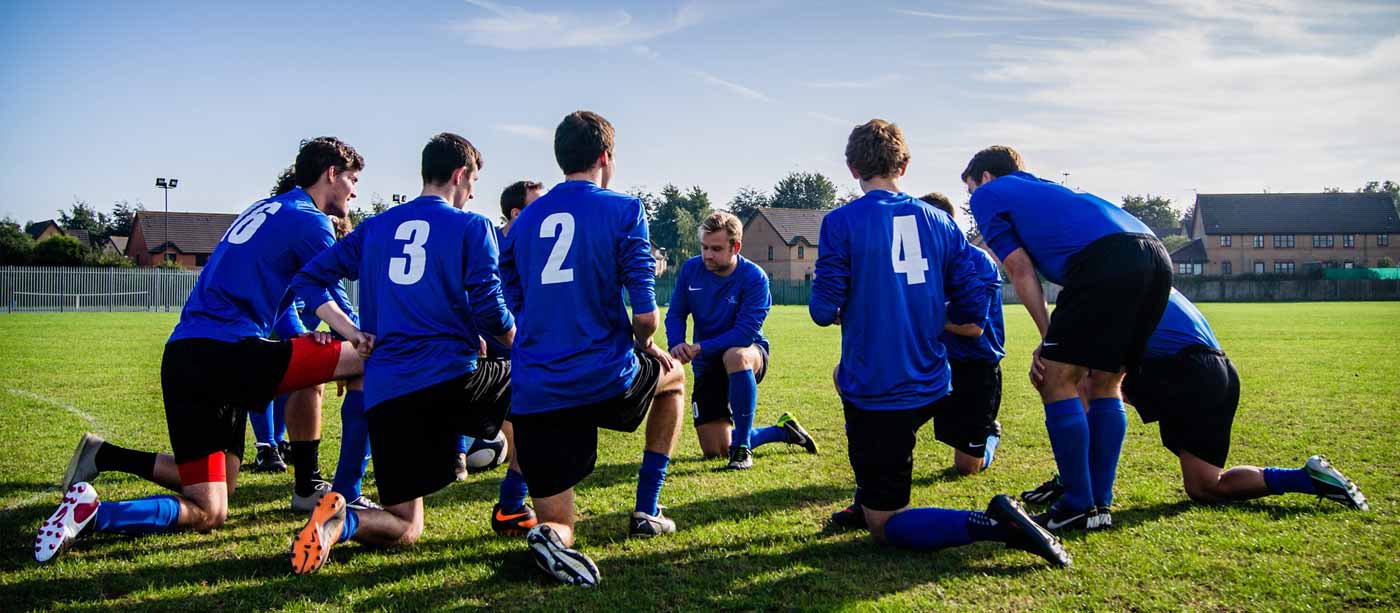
[891,215,928,285]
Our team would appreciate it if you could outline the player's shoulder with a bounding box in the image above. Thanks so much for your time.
[680,255,703,273]
[735,256,768,281]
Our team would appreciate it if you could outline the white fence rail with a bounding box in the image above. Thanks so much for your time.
[1,266,361,313]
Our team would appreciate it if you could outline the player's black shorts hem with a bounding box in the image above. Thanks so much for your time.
[691,344,769,426]
[161,337,293,464]
[367,361,512,507]
[1042,233,1172,373]
[1122,346,1239,468]
[933,360,1002,458]
[843,399,940,512]
[512,351,664,499]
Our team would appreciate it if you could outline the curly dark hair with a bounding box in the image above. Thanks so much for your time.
[270,165,297,196]
[294,137,364,189]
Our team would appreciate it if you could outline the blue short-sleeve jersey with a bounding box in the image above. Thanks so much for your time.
[968,171,1152,285]
[939,247,1006,364]
[664,255,771,377]
[501,180,657,415]
[169,188,334,344]
[291,195,513,410]
[809,190,993,411]
[1144,289,1220,359]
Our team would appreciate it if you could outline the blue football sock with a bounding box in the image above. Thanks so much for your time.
[498,469,529,513]
[882,508,975,550]
[340,508,360,542]
[250,401,276,446]
[982,432,1001,469]
[1087,397,1127,507]
[635,450,670,516]
[273,394,288,443]
[331,390,369,500]
[455,435,470,455]
[965,510,1010,542]
[1044,398,1094,511]
[729,370,758,449]
[751,425,787,448]
[93,495,180,535]
[1263,467,1317,495]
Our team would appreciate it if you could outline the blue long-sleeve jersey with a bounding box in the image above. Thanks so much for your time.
[291,195,513,410]
[273,288,357,340]
[968,171,1153,285]
[169,188,334,344]
[810,190,993,411]
[664,255,771,377]
[501,180,657,414]
[483,225,513,360]
[939,247,1006,364]
[1144,289,1220,359]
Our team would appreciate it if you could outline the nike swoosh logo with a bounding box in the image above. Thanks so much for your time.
[688,286,702,291]
[967,443,985,448]
[1046,513,1085,530]
[496,510,531,522]
[1042,342,1059,347]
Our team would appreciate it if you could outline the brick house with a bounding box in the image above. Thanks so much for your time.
[127,210,238,268]
[742,207,827,281]
[1173,192,1400,275]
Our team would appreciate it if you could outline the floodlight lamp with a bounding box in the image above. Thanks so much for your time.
[169,179,179,188]
[156,178,167,188]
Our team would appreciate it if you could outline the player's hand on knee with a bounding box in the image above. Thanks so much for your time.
[302,331,334,345]
[350,331,376,358]
[1029,345,1047,387]
[642,340,678,372]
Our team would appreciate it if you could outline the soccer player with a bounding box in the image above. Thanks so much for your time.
[1020,289,1369,514]
[287,133,515,574]
[964,145,1172,531]
[811,119,1068,567]
[502,111,686,586]
[37,137,369,563]
[664,211,818,470]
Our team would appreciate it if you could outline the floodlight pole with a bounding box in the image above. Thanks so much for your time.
[156,177,179,264]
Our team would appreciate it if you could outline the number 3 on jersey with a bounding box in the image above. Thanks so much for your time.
[891,215,928,285]
[390,220,430,285]
[540,212,575,284]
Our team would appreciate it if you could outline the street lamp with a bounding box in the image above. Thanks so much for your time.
[391,194,408,204]
[156,177,179,264]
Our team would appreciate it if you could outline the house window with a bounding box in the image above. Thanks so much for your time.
[1176,263,1202,275]
[804,273,812,282]
[1343,234,1355,248]
[1311,234,1333,248]
[1253,234,1264,248]
[1380,234,1390,247]
[164,253,177,263]
[797,245,805,259]
[1254,261,1265,274]
[195,254,210,267]
[1221,261,1232,275]
[1274,261,1295,274]
[767,245,774,261]
[1344,260,1354,269]
[1219,235,1232,247]
[1272,235,1295,249]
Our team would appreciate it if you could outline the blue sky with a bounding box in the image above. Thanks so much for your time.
[2,0,1397,228]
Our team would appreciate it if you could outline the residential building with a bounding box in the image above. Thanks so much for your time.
[127,210,238,268]
[741,207,827,281]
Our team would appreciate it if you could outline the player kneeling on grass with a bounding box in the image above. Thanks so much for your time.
[810,119,1068,567]
[285,133,516,574]
[501,111,686,587]
[664,211,818,471]
[38,138,368,563]
[1020,289,1369,515]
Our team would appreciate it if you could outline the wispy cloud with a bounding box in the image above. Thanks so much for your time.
[454,0,703,50]
[806,111,856,127]
[803,73,905,89]
[495,124,552,142]
[691,71,774,102]
[894,9,1045,22]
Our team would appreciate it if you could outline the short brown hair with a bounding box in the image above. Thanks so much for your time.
[961,146,1024,183]
[554,111,615,174]
[919,192,955,217]
[422,133,483,185]
[294,137,364,189]
[845,119,911,181]
[699,211,743,246]
[500,180,544,217]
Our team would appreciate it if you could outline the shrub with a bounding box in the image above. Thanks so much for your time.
[30,235,86,267]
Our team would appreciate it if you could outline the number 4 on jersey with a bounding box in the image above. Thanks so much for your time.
[891,215,928,285]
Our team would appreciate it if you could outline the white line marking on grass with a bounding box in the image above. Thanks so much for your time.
[1,492,51,514]
[4,387,100,427]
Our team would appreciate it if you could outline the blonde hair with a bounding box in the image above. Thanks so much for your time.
[699,211,743,246]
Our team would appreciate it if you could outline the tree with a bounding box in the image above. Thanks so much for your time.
[626,187,662,222]
[770,171,838,210]
[1357,180,1400,208]
[1121,194,1180,235]
[960,204,981,245]
[838,188,862,206]
[58,197,107,241]
[348,193,392,227]
[649,184,713,264]
[108,200,144,237]
[727,186,770,222]
[31,235,86,266]
[0,218,34,265]
[1161,234,1191,253]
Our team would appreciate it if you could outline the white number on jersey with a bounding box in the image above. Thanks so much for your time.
[891,215,929,285]
[540,212,576,285]
[224,201,283,245]
[389,220,430,285]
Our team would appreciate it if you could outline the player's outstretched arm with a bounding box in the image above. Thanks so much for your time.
[463,216,516,346]
[809,215,848,327]
[292,227,371,355]
[1002,248,1049,338]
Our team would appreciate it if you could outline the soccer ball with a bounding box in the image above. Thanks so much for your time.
[464,431,508,471]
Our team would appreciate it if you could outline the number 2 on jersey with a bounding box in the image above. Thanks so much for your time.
[540,212,575,284]
[389,220,430,285]
[891,215,928,285]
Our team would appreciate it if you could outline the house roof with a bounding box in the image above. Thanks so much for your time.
[108,236,129,252]
[750,207,827,246]
[25,220,59,239]
[134,210,239,254]
[64,228,91,246]
[1170,238,1208,263]
[1195,193,1400,235]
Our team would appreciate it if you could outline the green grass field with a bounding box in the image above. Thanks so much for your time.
[2,303,1398,610]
